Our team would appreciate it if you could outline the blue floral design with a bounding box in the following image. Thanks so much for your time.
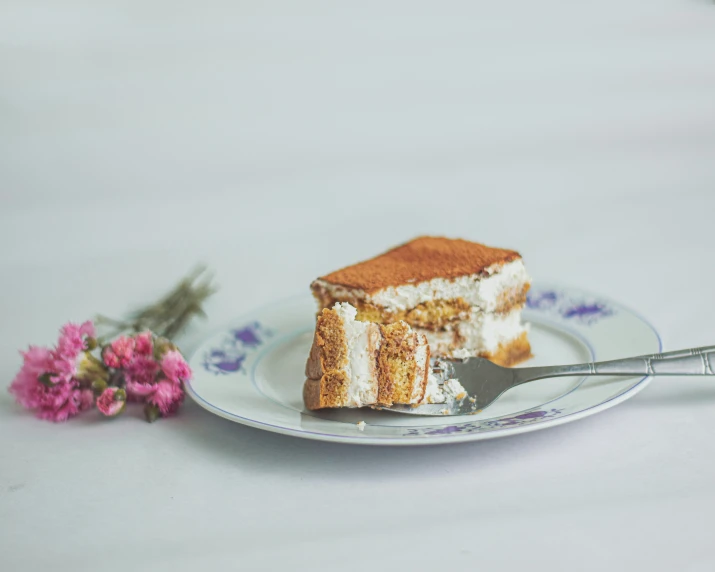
[202,322,273,375]
[526,291,559,310]
[232,323,268,348]
[404,408,564,436]
[527,289,614,325]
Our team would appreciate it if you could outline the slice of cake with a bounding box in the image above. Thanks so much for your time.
[303,303,430,410]
[310,236,532,366]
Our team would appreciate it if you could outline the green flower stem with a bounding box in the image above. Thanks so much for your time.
[96,266,217,343]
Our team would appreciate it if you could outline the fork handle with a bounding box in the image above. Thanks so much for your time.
[514,345,715,384]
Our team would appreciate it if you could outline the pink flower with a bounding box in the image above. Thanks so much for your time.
[9,346,52,410]
[9,346,89,422]
[9,320,98,422]
[102,336,135,369]
[126,348,190,417]
[35,382,86,422]
[147,379,185,417]
[55,321,95,359]
[124,355,160,401]
[134,332,153,356]
[46,321,96,385]
[161,350,192,384]
[101,347,120,369]
[96,387,126,417]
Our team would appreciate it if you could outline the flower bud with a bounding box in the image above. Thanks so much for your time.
[78,352,108,384]
[97,387,126,417]
[144,403,161,423]
[91,379,108,394]
[153,338,176,360]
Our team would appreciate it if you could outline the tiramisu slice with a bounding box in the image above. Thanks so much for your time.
[303,303,430,410]
[311,236,532,366]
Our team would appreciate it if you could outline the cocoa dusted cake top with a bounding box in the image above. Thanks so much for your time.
[318,236,522,292]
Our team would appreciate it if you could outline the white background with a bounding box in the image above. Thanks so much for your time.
[2,1,715,570]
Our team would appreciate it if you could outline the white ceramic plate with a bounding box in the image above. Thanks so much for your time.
[186,284,661,445]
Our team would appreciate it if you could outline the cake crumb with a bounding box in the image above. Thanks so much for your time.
[440,409,450,415]
[424,372,447,404]
[357,421,366,431]
[451,349,471,360]
[443,378,468,401]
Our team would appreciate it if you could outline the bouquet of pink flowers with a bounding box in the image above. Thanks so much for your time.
[8,268,215,423]
[10,326,190,422]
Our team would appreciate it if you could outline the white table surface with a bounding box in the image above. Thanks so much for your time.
[2,1,715,570]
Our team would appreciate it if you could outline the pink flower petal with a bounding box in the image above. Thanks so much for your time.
[109,336,135,367]
[125,355,160,386]
[56,321,94,358]
[147,379,185,416]
[79,321,95,338]
[134,332,153,356]
[160,350,192,384]
[102,347,121,369]
[125,380,156,400]
[79,389,95,411]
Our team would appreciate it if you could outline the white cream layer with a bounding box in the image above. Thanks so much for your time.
[422,309,528,358]
[316,259,530,313]
[333,303,379,407]
[410,339,429,404]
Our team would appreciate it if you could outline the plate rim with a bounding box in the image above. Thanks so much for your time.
[186,283,662,446]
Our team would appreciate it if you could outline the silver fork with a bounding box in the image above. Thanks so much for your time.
[383,345,715,416]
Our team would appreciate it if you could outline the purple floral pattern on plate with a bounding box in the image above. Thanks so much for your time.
[527,289,615,325]
[202,322,273,375]
[403,408,564,436]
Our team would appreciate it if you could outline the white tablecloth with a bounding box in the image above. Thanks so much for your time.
[2,1,715,570]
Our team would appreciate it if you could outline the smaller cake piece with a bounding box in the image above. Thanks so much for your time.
[304,303,381,409]
[304,303,430,410]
